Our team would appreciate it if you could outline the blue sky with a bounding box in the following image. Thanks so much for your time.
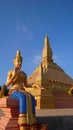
[0,0,73,85]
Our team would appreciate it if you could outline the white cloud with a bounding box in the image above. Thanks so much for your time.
[16,24,33,39]
[16,24,28,33]
[33,54,42,64]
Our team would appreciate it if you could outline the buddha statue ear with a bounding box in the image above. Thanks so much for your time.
[13,50,23,63]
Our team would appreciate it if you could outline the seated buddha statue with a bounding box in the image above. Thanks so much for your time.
[0,50,37,129]
[6,50,31,94]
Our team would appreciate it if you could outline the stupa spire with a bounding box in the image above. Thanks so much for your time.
[42,35,53,64]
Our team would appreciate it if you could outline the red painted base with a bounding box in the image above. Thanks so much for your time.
[0,97,48,130]
[0,97,19,130]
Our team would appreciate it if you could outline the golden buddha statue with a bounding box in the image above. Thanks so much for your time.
[5,50,30,95]
[0,50,43,97]
[0,50,36,130]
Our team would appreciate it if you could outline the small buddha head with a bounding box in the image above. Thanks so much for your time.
[13,50,23,69]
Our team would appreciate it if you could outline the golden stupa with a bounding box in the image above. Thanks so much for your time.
[26,35,73,109]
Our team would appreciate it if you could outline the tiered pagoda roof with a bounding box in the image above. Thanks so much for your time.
[28,36,73,86]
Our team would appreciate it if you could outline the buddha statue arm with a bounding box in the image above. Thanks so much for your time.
[23,72,44,89]
[6,70,17,86]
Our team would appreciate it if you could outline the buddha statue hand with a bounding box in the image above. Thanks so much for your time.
[32,85,45,90]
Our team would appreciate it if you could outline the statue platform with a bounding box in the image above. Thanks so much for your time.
[0,97,38,130]
[0,97,48,130]
[0,97,19,130]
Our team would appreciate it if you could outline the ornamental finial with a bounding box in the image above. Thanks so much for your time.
[14,50,23,62]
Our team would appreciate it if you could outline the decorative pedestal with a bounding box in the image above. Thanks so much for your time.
[0,97,40,130]
[0,97,19,130]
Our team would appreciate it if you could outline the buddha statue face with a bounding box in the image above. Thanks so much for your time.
[13,50,23,70]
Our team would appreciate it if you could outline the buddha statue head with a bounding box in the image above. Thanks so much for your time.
[13,50,23,69]
[13,50,23,62]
